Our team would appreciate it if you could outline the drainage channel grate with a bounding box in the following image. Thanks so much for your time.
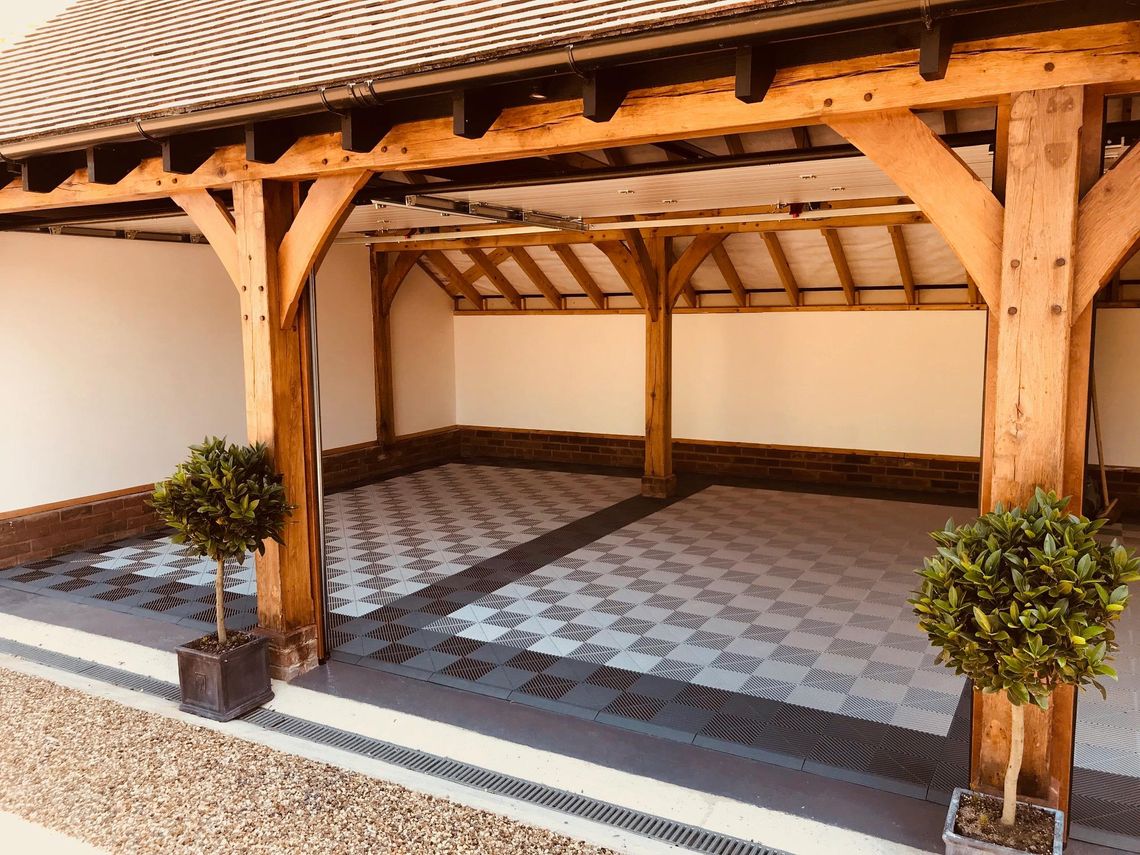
[0,638,786,855]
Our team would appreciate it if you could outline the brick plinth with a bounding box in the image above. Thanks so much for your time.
[0,489,159,571]
[256,624,319,680]
[322,427,461,492]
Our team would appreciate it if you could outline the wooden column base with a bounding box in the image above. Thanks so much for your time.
[641,474,677,498]
[255,624,319,681]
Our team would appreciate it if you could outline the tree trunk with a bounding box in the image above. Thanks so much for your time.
[1003,702,1026,825]
[215,556,228,646]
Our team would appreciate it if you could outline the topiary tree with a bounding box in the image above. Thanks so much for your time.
[152,438,294,647]
[910,488,1137,827]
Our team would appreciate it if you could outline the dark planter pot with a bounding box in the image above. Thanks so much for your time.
[176,633,273,722]
[943,788,1064,855]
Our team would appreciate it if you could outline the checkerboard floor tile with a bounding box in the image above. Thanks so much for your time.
[323,464,638,620]
[0,536,258,631]
[424,485,965,736]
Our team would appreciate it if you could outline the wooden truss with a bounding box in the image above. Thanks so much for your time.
[6,21,1140,821]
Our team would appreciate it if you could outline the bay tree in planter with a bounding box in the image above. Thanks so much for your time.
[153,437,294,721]
[911,488,1137,855]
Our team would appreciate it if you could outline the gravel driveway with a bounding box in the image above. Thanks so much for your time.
[0,668,614,855]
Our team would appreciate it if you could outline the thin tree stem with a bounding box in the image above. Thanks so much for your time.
[215,556,228,646]
[1002,702,1025,826]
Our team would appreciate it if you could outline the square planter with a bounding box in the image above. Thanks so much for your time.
[176,633,273,722]
[943,788,1064,855]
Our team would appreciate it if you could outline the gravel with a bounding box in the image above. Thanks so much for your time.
[0,668,616,855]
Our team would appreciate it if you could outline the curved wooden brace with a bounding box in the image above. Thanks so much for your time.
[172,190,241,288]
[829,108,1004,307]
[279,169,372,328]
[668,233,726,305]
[1073,141,1140,316]
[380,250,424,314]
[596,240,656,318]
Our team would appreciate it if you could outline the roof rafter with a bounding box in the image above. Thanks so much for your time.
[550,244,606,309]
[506,246,564,309]
[596,240,656,318]
[463,247,522,308]
[821,228,856,306]
[423,249,485,308]
[710,242,747,307]
[761,231,799,306]
[887,224,916,305]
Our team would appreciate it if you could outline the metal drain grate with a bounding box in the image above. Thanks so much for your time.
[0,638,786,855]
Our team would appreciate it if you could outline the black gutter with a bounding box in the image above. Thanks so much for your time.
[0,0,1067,160]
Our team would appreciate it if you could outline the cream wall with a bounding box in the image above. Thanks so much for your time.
[314,245,376,449]
[454,314,645,435]
[0,235,378,512]
[391,267,457,435]
[1092,309,1140,468]
[673,311,987,456]
[0,232,247,511]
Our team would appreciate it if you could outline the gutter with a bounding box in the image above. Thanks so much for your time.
[0,0,1047,161]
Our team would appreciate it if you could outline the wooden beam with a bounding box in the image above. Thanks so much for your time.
[791,127,812,150]
[551,244,607,309]
[887,224,916,304]
[423,250,485,308]
[279,169,372,328]
[762,231,799,306]
[965,273,979,304]
[369,209,926,251]
[643,235,675,498]
[463,248,522,308]
[172,190,241,287]
[822,228,857,305]
[596,240,656,318]
[667,233,726,304]
[506,246,564,309]
[829,108,1003,306]
[1073,139,1140,314]
[370,250,396,446]
[3,23,1137,215]
[232,179,318,679]
[710,243,747,307]
[724,134,746,156]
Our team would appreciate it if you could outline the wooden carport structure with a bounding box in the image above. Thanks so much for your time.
[2,0,1140,823]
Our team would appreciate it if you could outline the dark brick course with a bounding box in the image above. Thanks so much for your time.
[7,424,1140,570]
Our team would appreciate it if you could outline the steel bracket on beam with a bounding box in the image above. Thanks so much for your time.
[21,154,81,193]
[86,145,144,185]
[161,133,218,175]
[583,71,628,123]
[735,45,777,104]
[453,89,501,139]
[919,23,954,82]
[341,108,394,153]
[245,120,302,164]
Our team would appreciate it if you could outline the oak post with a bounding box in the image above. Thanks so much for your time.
[370,247,396,447]
[233,179,319,679]
[643,236,675,498]
[973,87,1088,819]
